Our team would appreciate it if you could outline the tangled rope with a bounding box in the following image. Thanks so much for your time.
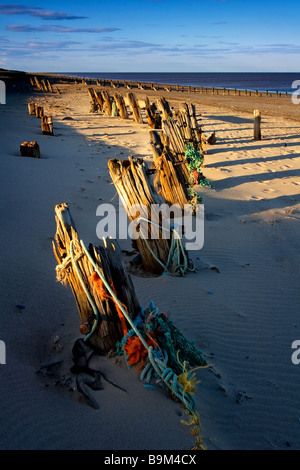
[136,217,195,277]
[184,144,212,196]
[74,240,205,414]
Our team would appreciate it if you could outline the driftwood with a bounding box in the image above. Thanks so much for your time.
[52,203,140,353]
[108,157,173,275]
[126,93,144,124]
[41,115,53,135]
[20,141,40,158]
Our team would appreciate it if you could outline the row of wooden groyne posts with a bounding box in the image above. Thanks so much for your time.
[27,73,212,438]
[30,72,289,98]
[26,73,211,335]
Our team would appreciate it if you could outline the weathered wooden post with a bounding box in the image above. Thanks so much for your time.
[94,90,104,112]
[150,137,190,209]
[126,92,144,124]
[108,157,177,275]
[114,93,129,119]
[144,97,161,129]
[34,76,42,90]
[28,102,36,115]
[35,105,44,118]
[41,115,53,135]
[254,110,262,140]
[53,203,140,353]
[20,141,40,158]
[157,97,173,120]
[101,90,112,116]
[47,80,54,93]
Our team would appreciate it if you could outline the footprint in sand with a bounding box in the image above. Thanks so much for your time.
[263,188,276,193]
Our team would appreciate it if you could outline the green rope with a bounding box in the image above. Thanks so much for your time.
[137,217,195,276]
[184,144,212,191]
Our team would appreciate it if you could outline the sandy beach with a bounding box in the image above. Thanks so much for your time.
[0,74,300,451]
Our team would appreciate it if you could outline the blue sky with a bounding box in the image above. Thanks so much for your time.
[0,0,299,72]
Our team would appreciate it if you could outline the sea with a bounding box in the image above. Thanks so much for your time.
[59,72,300,95]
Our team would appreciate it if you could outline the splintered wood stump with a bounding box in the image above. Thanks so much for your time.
[157,97,173,120]
[150,141,190,209]
[35,106,44,118]
[34,76,42,90]
[94,90,104,112]
[53,203,140,353]
[108,157,171,275]
[87,87,96,104]
[101,90,112,116]
[254,110,262,140]
[114,93,129,119]
[144,97,162,129]
[20,141,40,158]
[28,102,36,115]
[126,92,144,124]
[41,80,48,92]
[41,115,53,135]
[46,80,54,93]
[162,119,186,155]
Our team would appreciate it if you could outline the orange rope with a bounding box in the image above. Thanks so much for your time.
[89,271,128,335]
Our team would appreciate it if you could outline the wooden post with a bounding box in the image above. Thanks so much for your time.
[20,141,40,158]
[127,92,144,124]
[28,102,36,115]
[41,115,53,135]
[150,137,190,209]
[88,87,101,112]
[157,97,172,120]
[101,90,112,116]
[114,93,129,119]
[254,110,261,140]
[108,157,172,275]
[34,76,42,90]
[93,90,104,112]
[144,97,161,129]
[46,80,54,93]
[35,106,44,118]
[52,203,140,353]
